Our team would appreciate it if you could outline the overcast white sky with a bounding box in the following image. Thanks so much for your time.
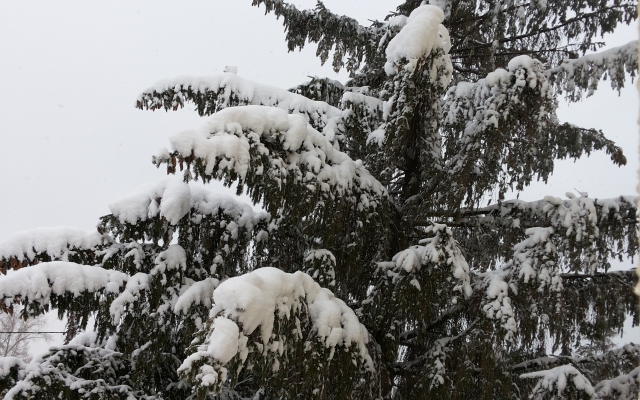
[0,1,637,354]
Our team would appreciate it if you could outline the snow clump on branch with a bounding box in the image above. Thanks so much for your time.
[0,228,110,265]
[0,262,128,308]
[154,105,386,208]
[384,5,452,75]
[179,267,373,395]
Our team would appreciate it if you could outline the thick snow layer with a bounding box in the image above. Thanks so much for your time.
[508,55,542,72]
[223,65,237,74]
[385,5,450,74]
[386,15,408,28]
[153,244,187,274]
[366,127,386,146]
[428,0,449,15]
[174,278,220,314]
[138,72,350,151]
[0,227,111,263]
[213,267,370,351]
[180,267,373,384]
[595,366,640,400]
[341,92,383,112]
[138,72,342,124]
[0,356,25,378]
[109,177,269,228]
[521,365,595,397]
[109,177,191,225]
[206,317,240,364]
[0,261,129,305]
[158,105,386,204]
[190,185,269,232]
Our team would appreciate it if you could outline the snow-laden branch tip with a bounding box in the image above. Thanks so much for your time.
[0,227,111,265]
[0,262,129,308]
[595,366,640,400]
[546,40,638,100]
[136,72,342,132]
[385,5,451,75]
[521,364,595,399]
[174,278,220,315]
[109,177,270,229]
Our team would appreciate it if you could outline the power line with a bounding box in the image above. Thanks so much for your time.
[0,331,65,334]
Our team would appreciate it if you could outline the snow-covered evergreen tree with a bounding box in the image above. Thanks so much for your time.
[0,1,638,398]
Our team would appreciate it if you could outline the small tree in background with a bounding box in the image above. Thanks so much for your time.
[0,311,51,363]
[0,1,638,399]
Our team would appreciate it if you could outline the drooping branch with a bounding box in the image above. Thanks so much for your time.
[136,72,343,133]
[546,40,638,101]
[512,343,640,373]
[251,0,384,74]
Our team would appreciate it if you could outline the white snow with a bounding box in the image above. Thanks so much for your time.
[477,195,637,228]
[0,261,129,306]
[388,224,472,298]
[386,15,408,28]
[384,5,450,75]
[521,364,595,397]
[482,270,517,340]
[474,194,638,342]
[223,65,237,74]
[366,127,386,146]
[109,272,149,322]
[190,185,269,232]
[595,366,640,400]
[109,177,270,228]
[153,244,187,274]
[508,55,541,72]
[206,317,240,364]
[4,332,131,399]
[174,278,220,314]
[304,249,336,286]
[0,227,111,263]
[138,72,342,128]
[546,40,638,97]
[0,356,25,378]
[109,177,191,225]
[444,53,553,137]
[159,105,386,206]
[180,267,373,383]
[341,92,383,112]
[511,227,562,292]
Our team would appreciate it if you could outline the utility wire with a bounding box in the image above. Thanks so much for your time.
[0,331,65,334]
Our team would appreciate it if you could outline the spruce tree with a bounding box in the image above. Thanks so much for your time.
[0,1,638,399]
